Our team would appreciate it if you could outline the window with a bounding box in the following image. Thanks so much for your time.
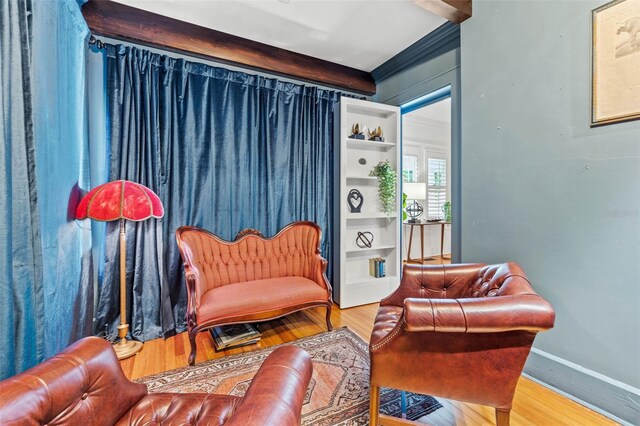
[402,154,419,183]
[427,157,447,220]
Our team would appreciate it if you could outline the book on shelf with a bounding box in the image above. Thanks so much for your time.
[210,323,261,350]
[369,257,386,278]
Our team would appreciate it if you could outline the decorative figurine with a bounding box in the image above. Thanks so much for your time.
[368,126,384,142]
[349,123,365,139]
[356,231,374,248]
[347,189,364,213]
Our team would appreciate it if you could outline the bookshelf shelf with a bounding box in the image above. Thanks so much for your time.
[346,139,396,151]
[347,275,398,288]
[346,175,378,182]
[346,245,395,254]
[346,212,395,220]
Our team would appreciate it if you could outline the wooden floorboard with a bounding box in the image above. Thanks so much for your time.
[119,299,617,425]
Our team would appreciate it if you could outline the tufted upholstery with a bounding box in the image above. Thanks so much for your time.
[178,223,324,288]
[116,394,241,425]
[176,221,333,365]
[0,337,313,426]
[0,337,146,426]
[369,262,555,426]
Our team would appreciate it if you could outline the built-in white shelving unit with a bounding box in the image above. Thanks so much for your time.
[333,97,401,308]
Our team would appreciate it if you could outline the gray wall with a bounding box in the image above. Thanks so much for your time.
[461,1,640,423]
[374,47,462,263]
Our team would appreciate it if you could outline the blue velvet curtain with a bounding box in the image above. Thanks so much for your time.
[97,44,343,341]
[0,0,92,379]
[32,0,93,357]
[0,0,45,379]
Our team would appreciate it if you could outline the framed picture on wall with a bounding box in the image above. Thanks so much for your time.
[591,0,640,126]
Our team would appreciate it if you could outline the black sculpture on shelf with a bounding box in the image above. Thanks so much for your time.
[356,231,374,248]
[347,189,364,213]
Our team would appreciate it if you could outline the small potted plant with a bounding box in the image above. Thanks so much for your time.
[443,201,451,222]
[369,160,397,217]
[402,192,408,221]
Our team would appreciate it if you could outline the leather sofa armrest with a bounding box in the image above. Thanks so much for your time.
[225,346,313,426]
[0,337,147,426]
[403,295,555,333]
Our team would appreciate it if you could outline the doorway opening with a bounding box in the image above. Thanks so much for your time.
[401,88,453,265]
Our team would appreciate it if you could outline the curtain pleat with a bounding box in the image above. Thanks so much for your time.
[32,0,93,357]
[0,0,92,380]
[0,0,45,379]
[98,44,344,341]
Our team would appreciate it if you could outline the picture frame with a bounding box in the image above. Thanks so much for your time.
[591,0,640,126]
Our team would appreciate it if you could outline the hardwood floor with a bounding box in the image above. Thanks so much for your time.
[406,254,451,266]
[120,303,616,425]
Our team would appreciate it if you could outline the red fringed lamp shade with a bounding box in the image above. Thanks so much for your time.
[76,180,164,221]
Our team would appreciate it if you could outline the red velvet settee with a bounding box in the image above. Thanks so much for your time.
[176,221,333,365]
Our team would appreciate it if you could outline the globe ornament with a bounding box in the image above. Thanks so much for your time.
[406,200,423,223]
[355,231,374,248]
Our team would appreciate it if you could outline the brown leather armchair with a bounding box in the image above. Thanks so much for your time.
[0,336,312,426]
[369,263,555,426]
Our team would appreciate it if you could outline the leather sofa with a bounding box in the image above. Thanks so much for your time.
[0,336,312,426]
[176,221,333,365]
[369,262,555,426]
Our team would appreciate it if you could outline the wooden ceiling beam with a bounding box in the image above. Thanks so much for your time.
[82,1,376,95]
[413,0,472,24]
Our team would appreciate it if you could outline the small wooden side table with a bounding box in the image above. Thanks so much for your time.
[404,221,451,264]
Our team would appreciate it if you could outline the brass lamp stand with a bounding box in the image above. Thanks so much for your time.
[113,218,143,359]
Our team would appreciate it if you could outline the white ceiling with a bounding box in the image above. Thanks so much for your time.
[112,0,446,72]
[405,97,451,123]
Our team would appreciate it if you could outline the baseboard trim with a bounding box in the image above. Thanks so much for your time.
[524,348,640,425]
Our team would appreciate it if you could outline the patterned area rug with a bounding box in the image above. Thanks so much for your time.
[136,327,441,425]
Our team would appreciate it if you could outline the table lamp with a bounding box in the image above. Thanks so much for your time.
[76,180,164,359]
[403,182,426,223]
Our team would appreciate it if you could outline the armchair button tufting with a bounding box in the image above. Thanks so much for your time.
[81,392,88,400]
